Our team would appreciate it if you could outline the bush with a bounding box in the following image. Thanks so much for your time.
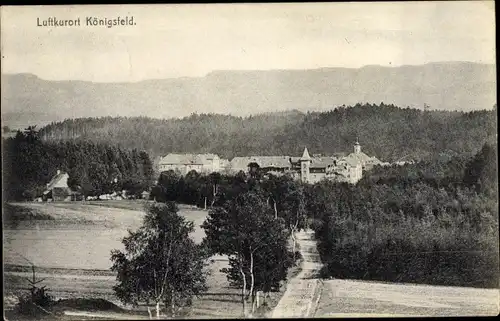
[16,285,54,316]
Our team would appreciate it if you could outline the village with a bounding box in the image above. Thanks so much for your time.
[158,140,389,183]
[39,140,397,203]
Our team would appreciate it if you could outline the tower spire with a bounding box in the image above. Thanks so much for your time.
[354,137,361,154]
[300,147,311,183]
[300,147,311,161]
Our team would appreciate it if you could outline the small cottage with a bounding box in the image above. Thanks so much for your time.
[141,190,150,200]
[43,170,81,201]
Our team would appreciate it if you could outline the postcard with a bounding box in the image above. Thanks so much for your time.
[2,2,498,319]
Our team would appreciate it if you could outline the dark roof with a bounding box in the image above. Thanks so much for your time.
[231,156,291,169]
[310,157,336,168]
[159,153,219,165]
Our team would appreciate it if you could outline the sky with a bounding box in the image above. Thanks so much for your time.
[1,2,496,82]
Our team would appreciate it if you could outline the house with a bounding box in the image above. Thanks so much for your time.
[328,156,363,184]
[226,140,375,184]
[293,141,372,184]
[291,151,342,183]
[219,158,231,173]
[229,156,292,175]
[141,191,150,200]
[343,139,383,171]
[158,153,221,174]
[43,170,81,201]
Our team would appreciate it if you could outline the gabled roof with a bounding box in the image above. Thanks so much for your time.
[159,153,219,165]
[310,157,336,168]
[259,156,292,168]
[292,154,337,168]
[45,171,69,191]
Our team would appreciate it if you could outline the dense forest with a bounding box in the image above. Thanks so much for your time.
[37,104,497,162]
[311,143,498,288]
[2,127,154,201]
[149,142,498,288]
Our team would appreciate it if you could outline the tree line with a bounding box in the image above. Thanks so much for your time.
[2,127,154,201]
[37,104,496,162]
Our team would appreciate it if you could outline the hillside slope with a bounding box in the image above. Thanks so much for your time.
[1,62,496,129]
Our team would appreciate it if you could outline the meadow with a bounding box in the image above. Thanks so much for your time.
[3,201,276,318]
[3,201,208,268]
[315,279,499,317]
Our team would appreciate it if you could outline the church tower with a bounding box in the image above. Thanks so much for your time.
[300,147,312,183]
[354,137,361,154]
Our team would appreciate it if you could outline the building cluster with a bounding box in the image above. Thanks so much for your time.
[40,140,385,202]
[39,170,150,202]
[157,140,388,184]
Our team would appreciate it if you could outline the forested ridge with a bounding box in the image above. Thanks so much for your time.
[38,103,496,161]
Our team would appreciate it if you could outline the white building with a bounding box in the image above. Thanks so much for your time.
[158,153,221,175]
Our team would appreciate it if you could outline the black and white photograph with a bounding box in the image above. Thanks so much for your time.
[1,2,498,319]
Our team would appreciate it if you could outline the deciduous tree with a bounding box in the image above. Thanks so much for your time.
[202,191,294,316]
[111,202,209,318]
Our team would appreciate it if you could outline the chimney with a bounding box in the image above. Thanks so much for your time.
[57,169,61,175]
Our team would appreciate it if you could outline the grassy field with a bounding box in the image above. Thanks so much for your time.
[3,201,208,269]
[3,200,280,319]
[4,202,145,270]
[315,279,499,317]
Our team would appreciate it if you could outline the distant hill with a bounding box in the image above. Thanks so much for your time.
[1,62,496,129]
[35,104,497,162]
[1,111,63,132]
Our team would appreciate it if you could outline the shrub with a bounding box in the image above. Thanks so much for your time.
[16,285,54,316]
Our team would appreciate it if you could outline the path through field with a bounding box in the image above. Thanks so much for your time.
[270,229,323,318]
[270,229,500,318]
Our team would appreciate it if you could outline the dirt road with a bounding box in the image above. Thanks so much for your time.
[270,228,499,318]
[270,229,323,318]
